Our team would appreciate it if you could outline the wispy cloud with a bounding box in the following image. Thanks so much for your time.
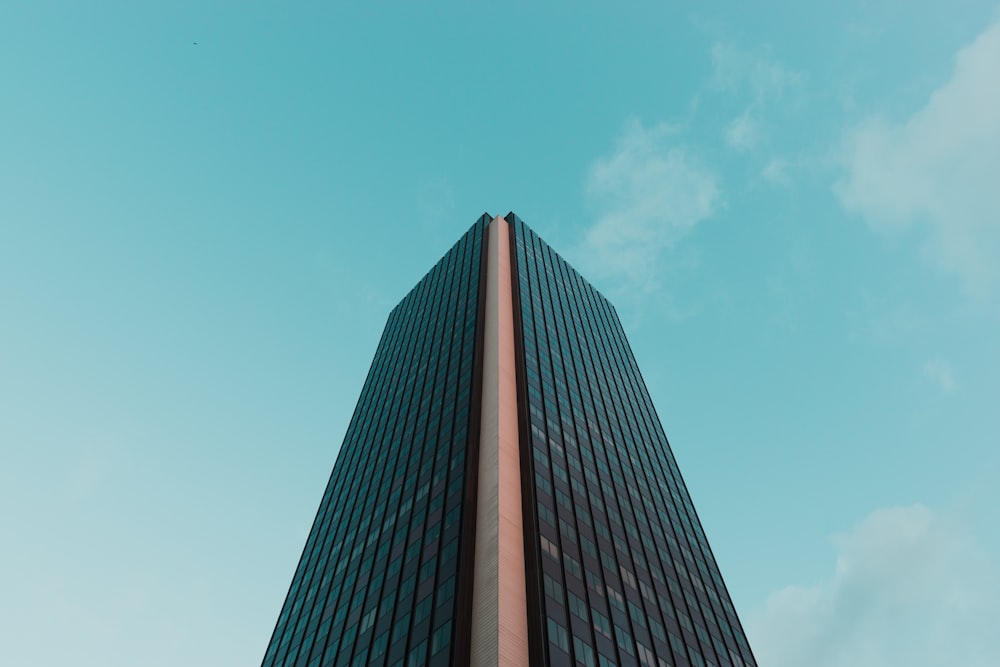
[711,42,803,156]
[724,111,761,152]
[579,118,719,293]
[749,505,1000,667]
[761,157,792,187]
[710,42,803,101]
[577,42,805,295]
[923,354,958,394]
[836,17,1000,299]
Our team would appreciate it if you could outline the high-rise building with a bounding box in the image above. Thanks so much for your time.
[261,214,757,667]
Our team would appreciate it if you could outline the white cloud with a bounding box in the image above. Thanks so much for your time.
[711,42,802,156]
[836,17,1000,298]
[749,505,1000,667]
[923,354,958,394]
[761,157,791,187]
[710,42,802,102]
[580,118,719,292]
[725,111,760,152]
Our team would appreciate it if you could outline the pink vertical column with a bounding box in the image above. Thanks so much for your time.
[470,216,529,666]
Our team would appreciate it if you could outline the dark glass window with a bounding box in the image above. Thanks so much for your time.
[262,217,487,667]
[510,215,756,667]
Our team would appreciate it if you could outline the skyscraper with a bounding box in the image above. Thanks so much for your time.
[261,214,757,667]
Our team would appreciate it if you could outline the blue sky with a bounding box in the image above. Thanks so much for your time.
[2,2,999,665]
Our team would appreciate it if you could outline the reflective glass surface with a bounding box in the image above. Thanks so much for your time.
[509,215,757,667]
[261,216,487,667]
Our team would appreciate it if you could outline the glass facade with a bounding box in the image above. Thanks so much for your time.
[262,213,757,667]
[261,215,487,667]
[508,214,757,667]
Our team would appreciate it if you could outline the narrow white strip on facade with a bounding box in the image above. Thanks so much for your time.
[470,216,529,666]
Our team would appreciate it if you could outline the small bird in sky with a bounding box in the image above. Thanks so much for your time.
[192,41,198,46]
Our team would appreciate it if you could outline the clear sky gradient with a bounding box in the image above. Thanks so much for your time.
[2,2,999,665]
